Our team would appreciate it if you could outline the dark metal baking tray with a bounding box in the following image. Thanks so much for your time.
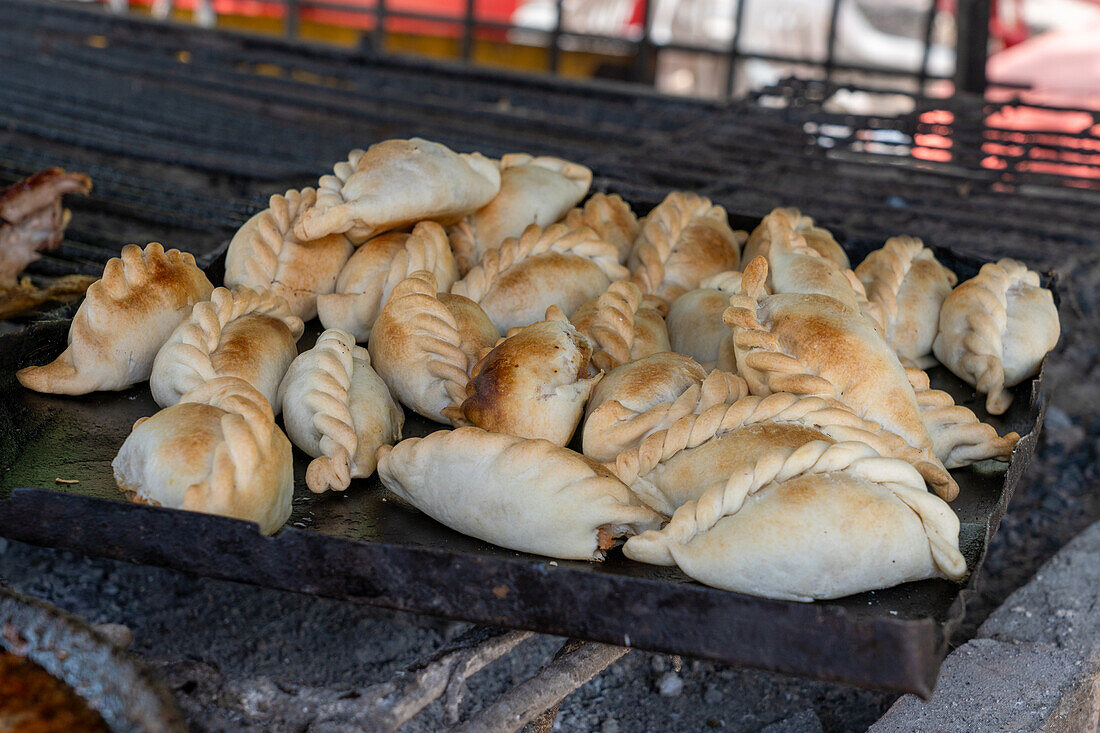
[0,242,1048,697]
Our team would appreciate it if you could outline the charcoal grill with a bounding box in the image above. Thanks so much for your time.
[0,0,1096,720]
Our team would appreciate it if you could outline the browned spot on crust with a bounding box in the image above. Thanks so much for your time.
[596,528,615,550]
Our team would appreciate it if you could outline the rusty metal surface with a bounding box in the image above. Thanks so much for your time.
[0,239,1047,698]
[0,586,186,732]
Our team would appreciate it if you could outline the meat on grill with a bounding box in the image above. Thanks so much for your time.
[0,168,91,288]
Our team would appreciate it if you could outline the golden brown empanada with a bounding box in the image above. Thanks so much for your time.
[456,309,600,445]
[112,377,294,535]
[742,207,849,269]
[856,236,958,368]
[569,280,670,372]
[905,368,1019,468]
[629,191,744,303]
[368,271,498,424]
[224,188,354,321]
[933,258,1059,415]
[725,258,957,499]
[278,329,404,493]
[17,242,213,395]
[150,286,304,410]
[583,353,748,463]
[293,139,501,243]
[377,427,662,560]
[666,288,738,371]
[622,440,966,601]
[609,391,950,516]
[449,153,591,274]
[450,222,628,334]
[316,221,458,342]
[563,193,639,264]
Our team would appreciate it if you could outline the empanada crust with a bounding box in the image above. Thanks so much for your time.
[570,280,670,372]
[17,242,214,395]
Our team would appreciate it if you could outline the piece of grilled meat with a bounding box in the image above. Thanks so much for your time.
[0,169,92,288]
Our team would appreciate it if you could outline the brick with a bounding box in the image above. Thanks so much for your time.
[868,638,1100,733]
[980,521,1100,651]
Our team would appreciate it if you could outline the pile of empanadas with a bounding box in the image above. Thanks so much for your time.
[17,138,1060,602]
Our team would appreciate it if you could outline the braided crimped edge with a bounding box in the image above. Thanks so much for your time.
[311,148,372,243]
[571,280,663,372]
[607,391,938,494]
[450,222,628,305]
[380,221,459,304]
[448,218,479,277]
[856,236,958,337]
[92,242,200,306]
[623,439,966,582]
[294,329,361,493]
[951,258,1039,415]
[174,377,283,523]
[905,368,1019,468]
[746,207,847,269]
[228,188,316,289]
[583,369,748,463]
[380,271,471,424]
[157,286,304,396]
[564,193,639,264]
[376,426,661,560]
[629,191,735,297]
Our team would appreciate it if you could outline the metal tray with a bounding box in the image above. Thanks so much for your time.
[0,243,1047,697]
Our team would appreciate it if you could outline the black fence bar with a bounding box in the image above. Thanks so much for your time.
[955,0,990,93]
[722,0,748,98]
[285,0,298,37]
[916,0,938,93]
[461,0,474,61]
[374,0,386,52]
[823,0,843,80]
[548,0,562,72]
[633,0,655,84]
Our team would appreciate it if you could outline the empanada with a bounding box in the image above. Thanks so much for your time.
[629,192,744,303]
[666,288,737,371]
[570,280,670,372]
[456,310,600,445]
[449,153,591,274]
[376,427,662,560]
[933,258,1058,415]
[725,258,957,500]
[17,242,214,395]
[278,329,404,493]
[609,391,951,516]
[316,221,458,342]
[622,440,966,601]
[856,236,957,368]
[563,193,639,264]
[224,188,354,321]
[906,368,1019,468]
[150,286,304,410]
[450,223,628,334]
[583,352,748,463]
[742,207,848,270]
[112,377,293,535]
[293,139,501,243]
[368,271,498,424]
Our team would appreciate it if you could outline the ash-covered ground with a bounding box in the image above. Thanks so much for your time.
[1,242,1097,732]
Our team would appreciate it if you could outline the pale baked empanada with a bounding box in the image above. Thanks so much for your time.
[450,222,628,334]
[449,153,591,274]
[377,427,662,560]
[316,221,459,342]
[368,271,498,424]
[609,391,951,516]
[856,236,957,368]
[293,139,500,243]
[933,258,1058,415]
[278,329,404,493]
[112,377,293,535]
[224,188,354,321]
[725,258,957,500]
[583,352,748,463]
[742,207,848,270]
[150,286,304,410]
[570,280,670,372]
[456,310,600,445]
[906,368,1019,468]
[666,288,738,371]
[623,440,966,601]
[629,192,744,303]
[17,242,214,395]
[563,193,639,264]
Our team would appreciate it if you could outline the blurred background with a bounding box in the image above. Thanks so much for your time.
[78,0,1100,105]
